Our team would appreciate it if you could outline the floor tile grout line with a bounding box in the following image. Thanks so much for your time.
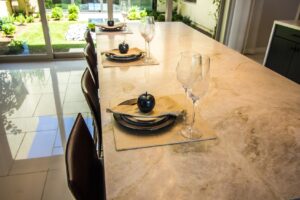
[32,94,43,118]
[40,169,50,200]
[8,132,28,175]
[4,169,49,177]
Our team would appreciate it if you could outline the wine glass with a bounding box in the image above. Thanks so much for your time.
[120,0,130,26]
[139,16,155,63]
[176,51,202,138]
[176,52,210,139]
[188,54,210,139]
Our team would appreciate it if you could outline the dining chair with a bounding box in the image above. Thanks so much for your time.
[81,68,102,156]
[65,113,105,200]
[84,29,97,57]
[84,43,99,89]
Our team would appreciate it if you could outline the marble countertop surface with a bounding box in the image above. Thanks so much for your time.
[96,22,300,200]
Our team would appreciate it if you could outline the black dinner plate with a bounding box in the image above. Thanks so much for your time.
[113,98,177,131]
[113,113,176,131]
[105,52,144,62]
[100,27,123,32]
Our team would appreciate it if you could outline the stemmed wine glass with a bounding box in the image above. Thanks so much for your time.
[120,0,130,27]
[139,16,155,63]
[176,51,210,139]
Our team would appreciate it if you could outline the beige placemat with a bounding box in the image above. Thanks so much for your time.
[110,94,217,151]
[102,53,159,68]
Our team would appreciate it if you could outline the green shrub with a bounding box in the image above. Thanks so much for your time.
[16,14,26,25]
[2,16,15,24]
[88,23,95,32]
[45,0,54,9]
[128,6,147,20]
[172,13,183,21]
[26,15,34,23]
[68,13,78,21]
[33,13,40,18]
[54,3,69,9]
[157,14,165,22]
[2,23,16,36]
[68,4,79,14]
[140,9,147,18]
[182,16,192,25]
[8,40,24,54]
[51,7,63,20]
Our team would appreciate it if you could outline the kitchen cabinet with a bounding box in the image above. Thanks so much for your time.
[264,21,300,83]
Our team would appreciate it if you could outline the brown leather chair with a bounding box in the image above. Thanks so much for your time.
[84,43,99,89]
[84,29,96,56]
[65,113,105,200]
[81,68,102,155]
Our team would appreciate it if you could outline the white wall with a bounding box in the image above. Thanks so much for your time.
[244,0,300,53]
[180,0,218,34]
[227,0,252,52]
[158,0,218,34]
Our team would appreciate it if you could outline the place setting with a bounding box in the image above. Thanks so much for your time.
[106,52,217,151]
[101,16,159,67]
[96,1,133,35]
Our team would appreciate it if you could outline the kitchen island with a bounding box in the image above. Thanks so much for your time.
[97,22,300,200]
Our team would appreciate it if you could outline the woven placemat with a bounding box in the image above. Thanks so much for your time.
[110,94,217,151]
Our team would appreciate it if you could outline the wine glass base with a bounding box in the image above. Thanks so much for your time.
[143,57,154,64]
[179,126,203,140]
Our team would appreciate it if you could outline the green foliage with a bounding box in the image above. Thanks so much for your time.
[26,15,34,23]
[45,0,53,9]
[182,16,192,25]
[2,23,16,36]
[33,13,40,18]
[157,14,165,21]
[172,12,183,21]
[16,14,26,25]
[140,9,147,18]
[68,13,78,21]
[2,16,15,24]
[51,7,63,20]
[0,20,3,31]
[128,6,148,20]
[68,4,79,14]
[8,40,24,54]
[88,23,95,32]
[54,3,69,9]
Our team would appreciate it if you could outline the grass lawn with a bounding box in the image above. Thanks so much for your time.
[16,21,86,53]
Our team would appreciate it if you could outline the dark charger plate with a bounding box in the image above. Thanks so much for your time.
[105,52,144,62]
[113,114,176,131]
[113,98,177,131]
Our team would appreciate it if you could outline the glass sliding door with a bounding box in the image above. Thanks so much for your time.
[45,0,87,54]
[0,0,48,57]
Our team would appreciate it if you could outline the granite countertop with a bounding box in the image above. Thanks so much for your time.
[97,22,300,200]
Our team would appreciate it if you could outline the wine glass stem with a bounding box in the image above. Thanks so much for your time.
[147,41,150,59]
[190,99,197,133]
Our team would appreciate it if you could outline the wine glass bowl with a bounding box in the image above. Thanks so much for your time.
[120,0,130,25]
[139,16,155,62]
[176,52,210,139]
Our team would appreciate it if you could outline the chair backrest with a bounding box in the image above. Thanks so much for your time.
[81,68,102,151]
[84,43,99,88]
[84,29,96,56]
[65,113,105,200]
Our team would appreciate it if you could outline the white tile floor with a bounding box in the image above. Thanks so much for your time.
[0,60,95,199]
